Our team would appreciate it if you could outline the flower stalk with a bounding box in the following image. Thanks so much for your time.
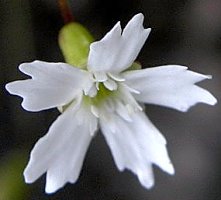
[58,0,74,24]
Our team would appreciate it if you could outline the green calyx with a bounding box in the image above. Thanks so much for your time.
[59,22,94,68]
[83,83,117,107]
[127,62,142,71]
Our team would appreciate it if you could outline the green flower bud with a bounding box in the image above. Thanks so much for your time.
[59,22,94,69]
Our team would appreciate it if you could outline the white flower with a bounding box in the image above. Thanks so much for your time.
[6,13,217,194]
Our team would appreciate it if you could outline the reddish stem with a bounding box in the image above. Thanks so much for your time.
[58,0,74,24]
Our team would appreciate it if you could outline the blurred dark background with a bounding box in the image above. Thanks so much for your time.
[0,0,221,199]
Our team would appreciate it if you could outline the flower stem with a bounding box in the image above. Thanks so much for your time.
[58,0,74,24]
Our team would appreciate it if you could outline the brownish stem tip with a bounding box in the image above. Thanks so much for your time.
[58,0,74,24]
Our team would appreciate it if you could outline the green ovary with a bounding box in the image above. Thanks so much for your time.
[83,83,117,107]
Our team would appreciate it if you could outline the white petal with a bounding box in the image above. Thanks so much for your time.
[100,110,174,189]
[87,13,151,73]
[123,65,217,111]
[5,61,89,111]
[23,101,97,194]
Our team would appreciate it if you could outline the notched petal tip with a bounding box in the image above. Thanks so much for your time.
[89,22,121,53]
[45,186,58,194]
[18,62,29,71]
[5,82,14,94]
[21,101,38,112]
[112,21,122,32]
[164,162,175,175]
[180,90,217,112]
[132,13,144,23]
[137,168,155,189]
[18,60,40,76]
[100,21,122,42]
[206,96,217,106]
[88,13,151,73]
[45,187,56,194]
[129,13,151,34]
[126,65,217,112]
[6,82,37,112]
[45,178,63,194]
[205,74,212,79]
[5,81,26,96]
[23,167,35,184]
[144,28,151,34]
[211,96,218,105]
[18,62,28,72]
[140,179,155,190]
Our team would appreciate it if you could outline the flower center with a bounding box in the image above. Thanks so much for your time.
[83,83,117,107]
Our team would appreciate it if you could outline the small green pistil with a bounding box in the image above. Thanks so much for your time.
[83,83,117,107]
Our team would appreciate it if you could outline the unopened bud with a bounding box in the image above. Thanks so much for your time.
[59,22,94,68]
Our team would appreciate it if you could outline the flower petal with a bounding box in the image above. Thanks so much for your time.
[23,100,97,193]
[5,60,89,111]
[100,110,174,189]
[87,13,151,73]
[123,65,217,112]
